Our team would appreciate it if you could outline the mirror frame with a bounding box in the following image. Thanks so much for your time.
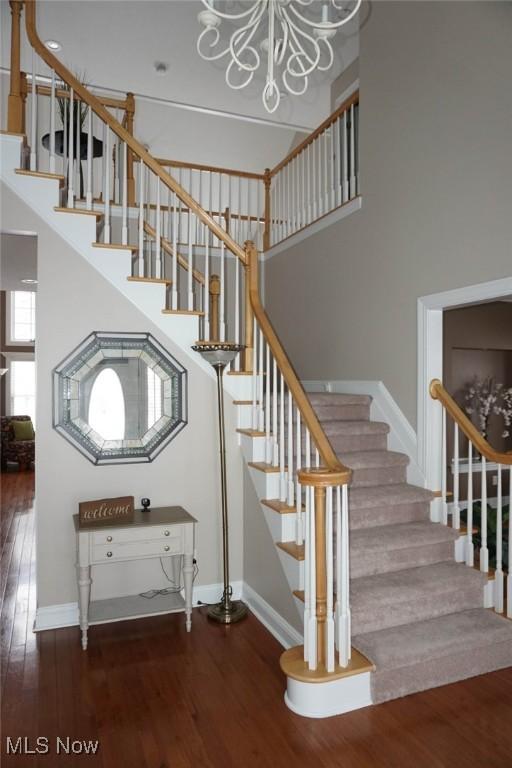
[53,331,187,465]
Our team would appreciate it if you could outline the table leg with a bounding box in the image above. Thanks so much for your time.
[183,554,194,632]
[77,564,91,650]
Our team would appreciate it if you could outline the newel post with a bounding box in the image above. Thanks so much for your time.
[125,92,136,206]
[8,1,24,134]
[209,274,220,342]
[243,240,258,373]
[263,168,272,252]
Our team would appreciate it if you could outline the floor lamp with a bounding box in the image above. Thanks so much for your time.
[192,341,247,624]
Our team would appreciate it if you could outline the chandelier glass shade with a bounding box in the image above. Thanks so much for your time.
[197,0,361,114]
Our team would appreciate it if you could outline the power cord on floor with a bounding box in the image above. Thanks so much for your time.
[139,556,199,599]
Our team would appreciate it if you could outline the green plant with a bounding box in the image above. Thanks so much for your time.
[57,73,89,130]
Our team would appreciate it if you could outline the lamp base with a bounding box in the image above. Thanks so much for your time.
[207,599,248,624]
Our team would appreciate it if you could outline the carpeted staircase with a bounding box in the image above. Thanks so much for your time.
[307,392,512,704]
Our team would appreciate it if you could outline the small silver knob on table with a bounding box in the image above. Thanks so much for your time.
[164,545,170,552]
[107,535,113,542]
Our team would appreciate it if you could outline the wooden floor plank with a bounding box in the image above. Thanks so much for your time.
[1,469,512,767]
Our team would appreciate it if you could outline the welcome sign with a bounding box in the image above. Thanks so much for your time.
[79,495,135,528]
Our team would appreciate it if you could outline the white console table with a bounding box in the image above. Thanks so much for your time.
[74,506,196,650]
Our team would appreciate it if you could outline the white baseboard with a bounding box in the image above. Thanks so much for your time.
[243,583,303,649]
[34,602,79,631]
[302,379,426,487]
[34,580,244,632]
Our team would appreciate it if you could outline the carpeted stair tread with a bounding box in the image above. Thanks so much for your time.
[353,608,512,671]
[353,609,512,703]
[350,522,459,577]
[321,420,390,437]
[349,483,434,510]
[351,562,487,634]
[307,392,372,406]
[340,450,409,470]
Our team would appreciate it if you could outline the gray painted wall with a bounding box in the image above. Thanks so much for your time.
[1,182,244,609]
[265,1,512,429]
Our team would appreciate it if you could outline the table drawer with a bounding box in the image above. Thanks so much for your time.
[91,537,182,563]
[92,524,183,546]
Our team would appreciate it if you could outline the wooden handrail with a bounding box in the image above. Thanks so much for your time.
[143,221,205,286]
[24,0,247,266]
[269,90,359,179]
[32,82,133,112]
[245,241,351,480]
[430,379,512,465]
[157,157,265,182]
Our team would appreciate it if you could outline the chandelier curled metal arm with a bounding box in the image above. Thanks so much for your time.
[197,0,362,114]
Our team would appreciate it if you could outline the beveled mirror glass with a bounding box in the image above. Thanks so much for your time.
[53,332,187,464]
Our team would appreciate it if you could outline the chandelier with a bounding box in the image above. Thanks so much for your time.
[196,0,361,114]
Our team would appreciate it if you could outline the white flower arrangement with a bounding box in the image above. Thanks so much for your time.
[464,377,512,441]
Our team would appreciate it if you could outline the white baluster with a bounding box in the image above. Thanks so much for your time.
[315,448,320,468]
[480,457,489,573]
[507,465,512,619]
[303,480,310,662]
[334,116,341,206]
[86,106,92,209]
[312,139,318,220]
[272,358,279,466]
[138,159,144,277]
[121,142,128,244]
[326,486,335,673]
[337,484,351,667]
[30,53,37,171]
[219,175,225,339]
[453,422,460,529]
[258,329,264,431]
[306,144,312,224]
[49,69,56,174]
[323,130,329,213]
[252,318,258,430]
[350,103,356,198]
[67,87,74,207]
[466,442,474,567]
[155,179,161,278]
[75,95,80,199]
[103,125,110,244]
[287,389,294,507]
[307,486,317,670]
[305,428,311,470]
[203,176,210,325]
[187,212,194,310]
[342,110,349,202]
[280,373,286,502]
[265,343,271,463]
[495,464,504,613]
[172,189,178,309]
[234,256,240,371]
[295,408,303,545]
[441,408,448,525]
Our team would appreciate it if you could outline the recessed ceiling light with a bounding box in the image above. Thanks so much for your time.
[21,278,38,285]
[45,39,62,51]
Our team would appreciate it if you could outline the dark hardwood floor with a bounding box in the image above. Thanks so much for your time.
[1,469,512,767]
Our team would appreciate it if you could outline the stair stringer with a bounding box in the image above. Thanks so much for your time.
[0,133,248,401]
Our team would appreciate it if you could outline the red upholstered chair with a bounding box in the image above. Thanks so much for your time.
[1,416,35,471]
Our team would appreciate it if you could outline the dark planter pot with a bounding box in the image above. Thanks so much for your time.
[42,130,103,197]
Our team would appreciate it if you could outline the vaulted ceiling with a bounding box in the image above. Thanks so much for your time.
[1,0,359,129]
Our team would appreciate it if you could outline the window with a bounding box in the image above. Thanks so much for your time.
[88,369,125,440]
[10,291,36,343]
[147,366,162,429]
[10,359,36,426]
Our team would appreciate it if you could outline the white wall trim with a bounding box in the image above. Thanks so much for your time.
[243,583,303,649]
[262,197,362,261]
[302,379,425,486]
[417,276,512,505]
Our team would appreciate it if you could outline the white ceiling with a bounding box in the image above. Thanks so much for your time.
[1,0,359,129]
[0,233,38,292]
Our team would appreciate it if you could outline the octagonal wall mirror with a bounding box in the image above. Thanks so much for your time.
[53,332,187,464]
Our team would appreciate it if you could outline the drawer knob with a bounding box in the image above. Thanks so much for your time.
[164,530,170,537]
[164,545,170,552]
[106,551,113,558]
[106,535,113,542]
